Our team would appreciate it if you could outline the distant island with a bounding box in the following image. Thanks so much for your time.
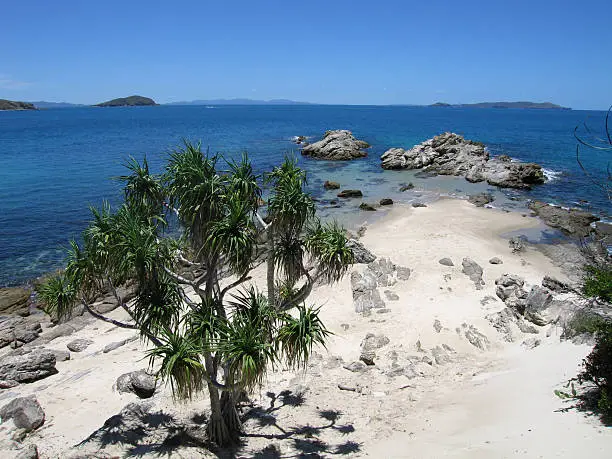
[429,101,570,110]
[0,99,37,111]
[166,98,312,106]
[94,95,157,107]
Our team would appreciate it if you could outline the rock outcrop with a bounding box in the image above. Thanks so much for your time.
[0,318,42,349]
[0,100,36,111]
[0,350,57,383]
[351,258,410,313]
[0,287,31,316]
[0,396,45,431]
[528,201,599,237]
[380,132,545,189]
[302,130,370,160]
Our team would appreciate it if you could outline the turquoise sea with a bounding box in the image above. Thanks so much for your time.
[1,105,610,287]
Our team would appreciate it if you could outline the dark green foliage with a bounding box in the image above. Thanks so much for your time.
[278,305,331,369]
[578,321,612,416]
[583,264,612,303]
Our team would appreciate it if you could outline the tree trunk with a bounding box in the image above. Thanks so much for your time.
[205,355,231,446]
[267,227,276,308]
[220,390,242,440]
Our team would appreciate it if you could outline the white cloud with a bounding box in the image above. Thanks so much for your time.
[0,75,32,90]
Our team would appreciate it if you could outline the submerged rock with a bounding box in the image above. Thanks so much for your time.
[380,132,545,189]
[379,198,393,206]
[468,192,494,207]
[359,202,377,211]
[302,130,370,160]
[337,189,363,198]
[323,180,340,190]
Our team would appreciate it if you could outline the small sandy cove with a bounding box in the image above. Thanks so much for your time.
[1,199,610,458]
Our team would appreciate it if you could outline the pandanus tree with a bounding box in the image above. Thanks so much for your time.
[37,141,354,446]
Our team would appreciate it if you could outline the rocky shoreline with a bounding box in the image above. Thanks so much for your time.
[380,132,546,189]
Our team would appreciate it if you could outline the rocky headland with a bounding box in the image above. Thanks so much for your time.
[0,100,36,111]
[380,132,546,189]
[301,130,370,160]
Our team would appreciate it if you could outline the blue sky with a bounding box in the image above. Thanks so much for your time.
[1,0,610,109]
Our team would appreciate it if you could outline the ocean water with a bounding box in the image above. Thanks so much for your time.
[1,105,610,287]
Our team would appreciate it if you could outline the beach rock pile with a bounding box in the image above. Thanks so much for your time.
[380,132,546,189]
[359,333,390,365]
[351,258,410,313]
[528,201,600,237]
[486,274,555,341]
[302,130,370,160]
[347,239,377,264]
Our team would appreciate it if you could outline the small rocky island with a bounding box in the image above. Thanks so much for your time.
[301,130,370,160]
[0,99,36,111]
[381,132,546,189]
[94,95,157,107]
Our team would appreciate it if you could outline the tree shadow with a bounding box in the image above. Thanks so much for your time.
[555,386,612,427]
[77,402,207,457]
[229,394,360,458]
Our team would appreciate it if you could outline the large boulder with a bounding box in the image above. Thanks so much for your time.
[0,318,42,349]
[302,130,370,160]
[381,132,545,189]
[0,350,57,383]
[0,287,31,317]
[0,396,45,431]
[528,201,599,237]
[347,239,376,264]
[116,370,157,399]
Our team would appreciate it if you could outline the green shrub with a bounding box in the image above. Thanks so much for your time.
[583,264,612,303]
[578,321,612,416]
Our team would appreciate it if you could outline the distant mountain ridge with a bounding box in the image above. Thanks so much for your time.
[95,95,157,107]
[29,101,84,108]
[166,98,312,106]
[429,101,570,110]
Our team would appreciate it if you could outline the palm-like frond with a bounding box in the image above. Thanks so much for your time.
[305,220,354,284]
[165,141,225,259]
[277,305,331,369]
[274,232,305,285]
[207,199,257,276]
[267,157,315,234]
[226,152,262,211]
[116,156,165,218]
[133,268,182,335]
[147,328,206,401]
[36,272,78,321]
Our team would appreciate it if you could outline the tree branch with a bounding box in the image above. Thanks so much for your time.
[81,299,138,329]
[220,274,252,303]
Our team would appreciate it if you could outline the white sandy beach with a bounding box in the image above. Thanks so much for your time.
[1,198,610,458]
